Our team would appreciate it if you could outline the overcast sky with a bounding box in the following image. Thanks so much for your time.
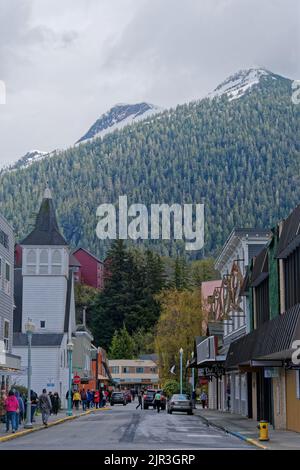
[0,0,299,166]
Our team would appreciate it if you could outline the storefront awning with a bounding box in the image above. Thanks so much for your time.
[226,303,300,369]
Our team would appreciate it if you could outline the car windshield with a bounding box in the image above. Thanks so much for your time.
[172,394,189,400]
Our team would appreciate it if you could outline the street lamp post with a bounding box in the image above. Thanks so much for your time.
[191,351,195,392]
[179,348,183,394]
[66,340,74,416]
[24,318,35,429]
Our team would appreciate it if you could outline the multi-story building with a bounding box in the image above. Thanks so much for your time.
[72,248,104,290]
[227,204,300,431]
[196,229,270,415]
[0,214,21,390]
[109,359,159,390]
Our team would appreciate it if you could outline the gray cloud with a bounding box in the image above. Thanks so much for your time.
[0,0,299,166]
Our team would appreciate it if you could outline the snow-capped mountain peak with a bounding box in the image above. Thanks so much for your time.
[208,67,275,101]
[76,102,162,144]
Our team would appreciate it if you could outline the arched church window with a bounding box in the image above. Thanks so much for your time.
[27,249,36,274]
[51,249,62,275]
[39,249,49,275]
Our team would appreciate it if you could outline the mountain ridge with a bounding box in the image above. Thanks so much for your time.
[4,67,291,172]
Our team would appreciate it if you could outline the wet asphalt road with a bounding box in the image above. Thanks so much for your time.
[0,402,252,450]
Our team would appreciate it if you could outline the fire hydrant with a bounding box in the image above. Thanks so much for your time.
[257,420,269,441]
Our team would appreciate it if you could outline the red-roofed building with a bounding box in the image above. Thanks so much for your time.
[72,248,104,290]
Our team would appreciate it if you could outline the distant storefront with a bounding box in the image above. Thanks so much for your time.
[109,359,159,390]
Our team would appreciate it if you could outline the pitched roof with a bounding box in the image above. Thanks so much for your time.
[276,204,300,259]
[21,189,67,246]
[72,247,103,264]
[13,333,64,347]
[215,228,270,271]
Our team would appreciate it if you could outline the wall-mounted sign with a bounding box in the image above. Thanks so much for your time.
[264,367,279,378]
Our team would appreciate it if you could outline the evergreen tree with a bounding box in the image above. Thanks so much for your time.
[108,325,134,359]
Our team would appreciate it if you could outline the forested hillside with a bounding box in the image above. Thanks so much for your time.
[0,70,299,259]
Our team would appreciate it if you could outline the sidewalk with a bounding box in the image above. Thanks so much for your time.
[194,408,300,450]
[0,406,110,443]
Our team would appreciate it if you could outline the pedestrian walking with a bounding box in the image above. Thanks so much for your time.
[38,389,52,426]
[66,389,74,408]
[48,392,54,414]
[30,390,38,423]
[81,389,88,411]
[14,391,25,425]
[52,392,61,415]
[90,390,95,408]
[136,391,143,410]
[86,389,92,409]
[73,390,81,410]
[191,390,197,409]
[200,390,208,409]
[94,390,100,408]
[5,390,19,433]
[154,391,162,413]
[0,390,7,425]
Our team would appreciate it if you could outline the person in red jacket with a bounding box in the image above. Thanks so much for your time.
[93,390,100,409]
[5,390,19,433]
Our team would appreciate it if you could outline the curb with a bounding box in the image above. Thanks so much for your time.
[0,407,111,443]
[197,413,267,450]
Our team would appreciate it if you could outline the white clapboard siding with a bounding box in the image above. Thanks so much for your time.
[22,276,67,332]
[13,340,69,402]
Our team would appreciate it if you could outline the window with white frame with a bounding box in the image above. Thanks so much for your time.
[27,249,37,274]
[111,366,119,374]
[39,249,49,274]
[4,262,10,295]
[51,249,62,275]
[4,320,9,351]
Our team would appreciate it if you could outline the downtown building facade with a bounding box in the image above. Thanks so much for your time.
[195,205,300,432]
[0,213,21,391]
[195,229,270,415]
[109,359,159,390]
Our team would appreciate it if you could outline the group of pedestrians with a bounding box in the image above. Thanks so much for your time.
[0,387,62,433]
[66,388,109,411]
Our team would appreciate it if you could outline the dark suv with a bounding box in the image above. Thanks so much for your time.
[143,389,166,410]
[110,392,127,406]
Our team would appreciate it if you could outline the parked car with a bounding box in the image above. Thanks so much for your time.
[143,389,166,410]
[167,394,193,415]
[110,392,127,406]
[124,390,132,403]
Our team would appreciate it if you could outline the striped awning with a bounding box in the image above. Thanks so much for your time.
[226,303,300,369]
